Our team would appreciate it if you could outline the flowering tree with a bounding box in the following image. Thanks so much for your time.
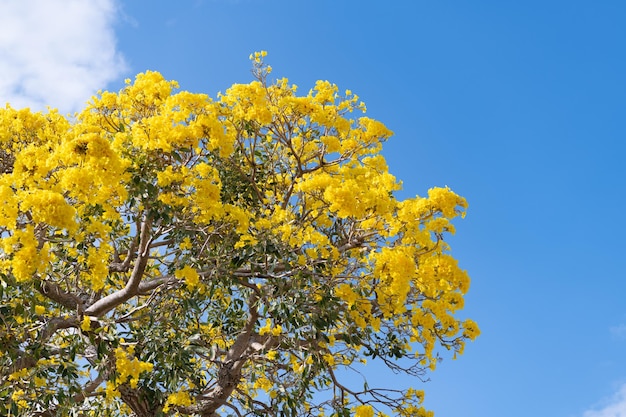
[0,52,479,417]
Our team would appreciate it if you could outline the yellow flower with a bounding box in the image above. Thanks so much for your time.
[8,368,29,381]
[11,389,27,408]
[163,390,193,412]
[335,284,358,307]
[180,237,192,250]
[105,382,120,399]
[259,319,272,336]
[354,404,374,417]
[322,353,335,366]
[20,190,76,231]
[114,346,154,388]
[175,265,200,289]
[81,315,92,332]
[462,319,481,340]
[35,305,45,315]
[253,376,273,392]
[271,324,283,336]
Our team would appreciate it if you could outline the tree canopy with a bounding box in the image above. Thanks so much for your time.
[0,52,479,417]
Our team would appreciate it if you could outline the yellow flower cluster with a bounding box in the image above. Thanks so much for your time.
[354,405,374,417]
[8,367,29,381]
[175,265,200,289]
[163,390,193,412]
[249,50,268,64]
[113,345,154,389]
[81,315,92,332]
[20,190,76,231]
[253,376,273,392]
[258,319,283,337]
[11,388,28,409]
[0,226,46,282]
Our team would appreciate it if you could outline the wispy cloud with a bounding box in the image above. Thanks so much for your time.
[583,384,626,417]
[610,324,626,340]
[0,0,126,114]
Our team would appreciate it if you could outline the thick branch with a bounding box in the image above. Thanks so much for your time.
[109,235,139,273]
[85,218,152,317]
[137,274,176,294]
[72,373,106,404]
[37,280,85,312]
[179,295,260,416]
[41,316,79,342]
[118,383,161,417]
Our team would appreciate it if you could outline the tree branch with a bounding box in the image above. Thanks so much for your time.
[37,279,85,312]
[85,217,153,317]
[109,232,139,273]
[178,294,260,416]
[40,316,79,342]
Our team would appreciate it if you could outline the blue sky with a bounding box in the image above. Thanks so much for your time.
[1,1,625,416]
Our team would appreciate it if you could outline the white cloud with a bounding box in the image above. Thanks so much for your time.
[583,384,626,417]
[0,0,126,114]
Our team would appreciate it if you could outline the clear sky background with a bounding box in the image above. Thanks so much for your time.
[1,1,625,416]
